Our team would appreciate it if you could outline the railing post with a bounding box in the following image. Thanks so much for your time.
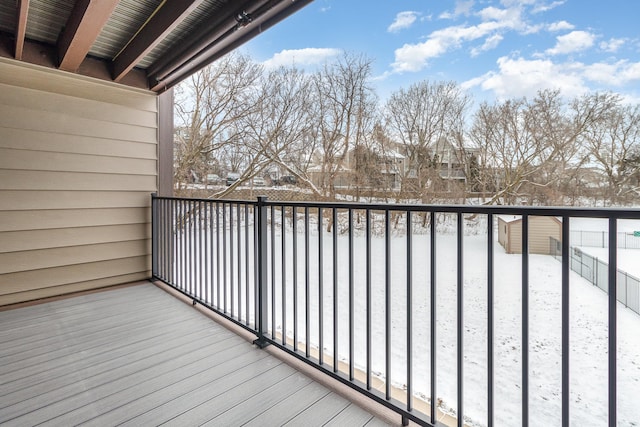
[253,196,270,348]
[151,192,158,278]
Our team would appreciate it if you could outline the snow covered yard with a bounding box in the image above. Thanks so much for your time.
[170,210,640,426]
[265,219,640,426]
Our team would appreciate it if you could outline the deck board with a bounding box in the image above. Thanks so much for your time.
[0,283,391,426]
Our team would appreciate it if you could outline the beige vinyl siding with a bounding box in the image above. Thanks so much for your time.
[0,59,158,305]
[509,221,523,254]
[0,272,150,306]
[528,216,561,254]
[498,216,561,254]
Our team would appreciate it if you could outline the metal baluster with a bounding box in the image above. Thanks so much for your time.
[608,217,617,427]
[366,208,372,390]
[562,215,570,427]
[305,207,310,358]
[333,207,338,372]
[385,209,391,400]
[230,203,234,317]
[488,213,495,427]
[430,210,437,424]
[319,207,324,365]
[282,205,287,346]
[349,208,354,381]
[293,206,298,351]
[457,212,464,427]
[522,214,529,427]
[406,211,413,412]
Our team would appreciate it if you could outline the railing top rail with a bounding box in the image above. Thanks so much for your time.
[152,194,640,219]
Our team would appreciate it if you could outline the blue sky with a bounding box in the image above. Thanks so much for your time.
[242,0,640,103]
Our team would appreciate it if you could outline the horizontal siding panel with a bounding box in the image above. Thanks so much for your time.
[0,240,150,274]
[0,257,149,295]
[0,60,158,303]
[0,59,157,112]
[0,104,156,144]
[0,83,157,127]
[0,208,150,232]
[0,127,157,159]
[1,225,150,253]
[0,191,151,211]
[0,273,150,306]
[0,170,156,191]
[0,148,157,175]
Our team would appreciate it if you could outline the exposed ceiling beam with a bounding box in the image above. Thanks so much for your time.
[14,0,29,60]
[150,0,314,93]
[111,0,206,82]
[57,0,120,72]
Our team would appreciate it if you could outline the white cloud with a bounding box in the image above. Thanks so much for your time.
[463,56,640,100]
[388,11,419,33]
[463,56,588,99]
[546,30,595,55]
[391,4,531,73]
[478,6,511,22]
[471,34,504,57]
[392,39,448,72]
[440,0,475,19]
[583,60,640,86]
[262,48,340,69]
[531,0,566,13]
[547,20,574,32]
[600,38,625,53]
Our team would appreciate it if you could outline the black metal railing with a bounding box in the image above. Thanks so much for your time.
[151,194,640,427]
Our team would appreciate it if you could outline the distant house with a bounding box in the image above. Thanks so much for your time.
[397,136,478,191]
[345,146,405,190]
[498,215,562,254]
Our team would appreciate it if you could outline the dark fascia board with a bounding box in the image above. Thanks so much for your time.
[145,0,270,81]
[149,0,314,93]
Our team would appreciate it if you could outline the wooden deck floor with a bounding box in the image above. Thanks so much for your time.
[0,282,391,426]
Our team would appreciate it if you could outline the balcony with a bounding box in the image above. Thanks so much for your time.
[0,282,393,426]
[151,195,639,426]
[2,195,639,427]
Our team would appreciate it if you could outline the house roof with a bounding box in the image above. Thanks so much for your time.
[0,0,311,92]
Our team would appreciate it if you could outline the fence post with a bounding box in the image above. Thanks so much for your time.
[253,196,270,348]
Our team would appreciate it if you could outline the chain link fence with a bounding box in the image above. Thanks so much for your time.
[550,237,640,315]
[570,230,640,249]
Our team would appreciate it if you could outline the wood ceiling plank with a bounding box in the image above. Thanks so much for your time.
[58,0,120,72]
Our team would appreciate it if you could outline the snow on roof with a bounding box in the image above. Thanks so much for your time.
[497,215,521,223]
[497,215,563,224]
[385,150,405,159]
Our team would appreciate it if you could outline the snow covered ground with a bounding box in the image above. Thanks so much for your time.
[173,211,640,426]
[266,217,640,426]
[577,247,640,279]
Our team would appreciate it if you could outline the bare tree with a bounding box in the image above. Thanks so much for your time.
[219,65,319,197]
[471,96,547,205]
[384,80,471,197]
[310,52,377,198]
[580,94,640,204]
[470,90,623,205]
[173,52,262,193]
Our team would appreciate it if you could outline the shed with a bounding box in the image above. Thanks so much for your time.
[498,215,562,254]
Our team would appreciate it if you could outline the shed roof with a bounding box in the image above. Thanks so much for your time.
[0,0,311,92]
[497,215,562,224]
